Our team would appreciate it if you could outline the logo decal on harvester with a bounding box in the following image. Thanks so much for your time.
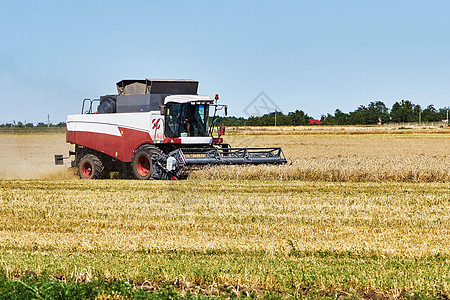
[152,119,161,129]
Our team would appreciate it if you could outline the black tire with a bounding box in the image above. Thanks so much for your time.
[78,154,105,179]
[131,145,161,180]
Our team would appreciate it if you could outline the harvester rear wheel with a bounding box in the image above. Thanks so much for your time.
[78,154,105,179]
[131,145,160,180]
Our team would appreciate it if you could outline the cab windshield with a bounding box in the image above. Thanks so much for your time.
[165,102,210,138]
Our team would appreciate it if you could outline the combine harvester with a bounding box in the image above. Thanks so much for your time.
[55,79,286,180]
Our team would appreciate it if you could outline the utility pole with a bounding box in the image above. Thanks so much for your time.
[418,108,421,124]
[274,110,277,126]
[47,114,50,128]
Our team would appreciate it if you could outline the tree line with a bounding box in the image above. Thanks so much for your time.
[0,122,66,128]
[217,100,449,126]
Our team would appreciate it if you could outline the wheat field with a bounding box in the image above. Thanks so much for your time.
[192,129,450,182]
[0,128,449,298]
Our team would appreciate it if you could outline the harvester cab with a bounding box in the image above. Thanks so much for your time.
[56,78,286,180]
[163,95,221,140]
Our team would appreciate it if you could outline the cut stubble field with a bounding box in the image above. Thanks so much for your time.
[0,127,449,298]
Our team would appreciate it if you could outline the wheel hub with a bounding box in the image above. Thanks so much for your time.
[137,156,150,176]
[82,162,92,178]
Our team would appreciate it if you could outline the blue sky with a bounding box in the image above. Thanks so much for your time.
[0,0,449,124]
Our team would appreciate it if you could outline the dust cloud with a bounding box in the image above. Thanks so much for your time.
[0,132,77,180]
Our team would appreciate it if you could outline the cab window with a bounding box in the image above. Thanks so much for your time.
[165,103,209,138]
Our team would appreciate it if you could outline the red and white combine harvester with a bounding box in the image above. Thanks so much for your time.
[55,79,286,179]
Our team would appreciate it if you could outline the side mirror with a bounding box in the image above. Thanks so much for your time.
[159,104,165,115]
[225,106,228,116]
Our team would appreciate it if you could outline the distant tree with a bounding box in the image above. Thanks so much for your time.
[287,110,310,125]
[320,113,336,125]
[243,111,309,126]
[390,100,416,122]
[348,106,366,125]
[244,116,258,126]
[367,101,389,124]
[422,105,441,122]
[259,112,277,126]
[347,101,389,125]
[217,116,246,126]
[319,109,350,125]
[334,109,349,125]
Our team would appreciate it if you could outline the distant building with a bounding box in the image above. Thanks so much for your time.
[309,119,321,125]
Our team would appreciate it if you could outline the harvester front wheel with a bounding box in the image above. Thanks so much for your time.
[132,145,159,180]
[78,154,105,179]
